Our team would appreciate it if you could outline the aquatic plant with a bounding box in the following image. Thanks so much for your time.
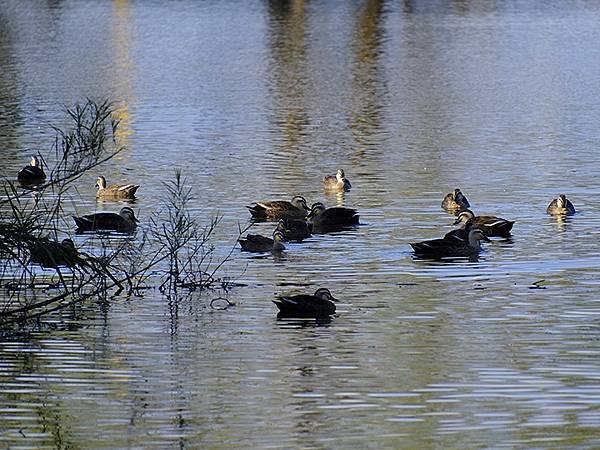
[0,100,233,330]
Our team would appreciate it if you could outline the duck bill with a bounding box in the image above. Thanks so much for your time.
[481,234,491,242]
[452,218,461,225]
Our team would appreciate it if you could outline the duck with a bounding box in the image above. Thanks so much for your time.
[73,207,139,233]
[272,288,337,317]
[238,230,286,253]
[323,169,352,192]
[17,156,46,183]
[96,176,139,199]
[307,202,359,232]
[547,194,576,215]
[28,238,87,269]
[442,188,470,212]
[275,218,311,242]
[453,209,514,237]
[246,196,309,221]
[410,228,490,258]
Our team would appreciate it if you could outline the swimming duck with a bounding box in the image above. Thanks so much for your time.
[411,228,490,258]
[273,288,337,317]
[323,169,352,192]
[238,230,285,253]
[28,238,87,269]
[96,176,139,199]
[547,194,576,215]
[246,196,309,221]
[442,188,470,212]
[73,207,139,233]
[17,156,46,183]
[275,218,311,242]
[307,202,359,231]
[453,210,514,237]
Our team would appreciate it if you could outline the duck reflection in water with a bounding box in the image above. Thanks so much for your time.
[323,188,348,208]
[275,315,333,326]
[552,213,571,233]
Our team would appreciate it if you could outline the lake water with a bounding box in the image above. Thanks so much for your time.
[1,0,600,447]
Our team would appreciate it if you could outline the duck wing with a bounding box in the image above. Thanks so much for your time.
[443,228,469,242]
[321,207,359,224]
[411,239,476,258]
[247,200,300,219]
[112,184,140,195]
[565,199,576,214]
[277,219,311,241]
[273,294,335,316]
[28,239,86,269]
[73,212,128,232]
[458,196,470,209]
[238,233,273,252]
[410,237,452,254]
[473,216,514,237]
[17,165,46,181]
[245,234,274,245]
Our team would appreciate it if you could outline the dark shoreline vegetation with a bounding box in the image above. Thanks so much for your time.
[0,100,238,333]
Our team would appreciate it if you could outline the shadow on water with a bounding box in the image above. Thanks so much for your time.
[310,224,360,235]
[95,196,138,206]
[275,315,334,327]
[411,253,483,263]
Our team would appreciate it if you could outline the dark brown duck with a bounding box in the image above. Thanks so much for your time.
[273,288,338,317]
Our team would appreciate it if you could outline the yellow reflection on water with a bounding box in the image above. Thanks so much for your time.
[112,0,135,153]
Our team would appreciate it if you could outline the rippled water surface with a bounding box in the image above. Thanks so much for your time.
[1,1,600,448]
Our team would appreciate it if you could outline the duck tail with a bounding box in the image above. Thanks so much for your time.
[272,299,285,312]
[410,243,429,254]
[246,205,263,218]
[497,221,515,236]
[73,216,85,230]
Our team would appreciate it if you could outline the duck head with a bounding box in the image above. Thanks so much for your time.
[276,219,287,232]
[307,202,326,219]
[557,194,567,208]
[119,207,139,223]
[272,230,286,250]
[31,156,42,167]
[314,288,337,302]
[453,210,475,225]
[272,230,285,242]
[336,169,346,182]
[61,238,76,250]
[291,195,309,211]
[468,229,491,247]
[96,176,107,190]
